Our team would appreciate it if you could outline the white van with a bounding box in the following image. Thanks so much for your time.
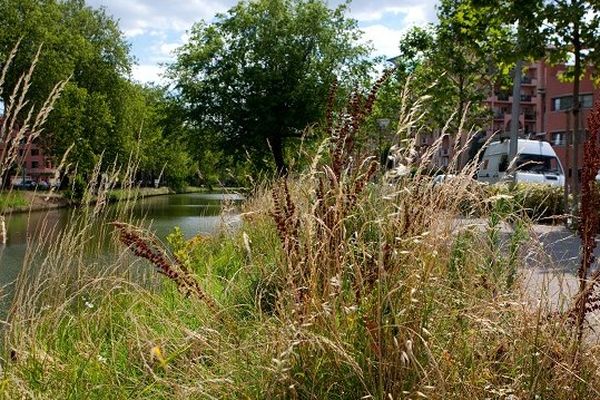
[477,139,564,186]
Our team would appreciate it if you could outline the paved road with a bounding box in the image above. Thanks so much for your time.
[458,220,600,338]
[457,219,597,305]
[524,225,586,299]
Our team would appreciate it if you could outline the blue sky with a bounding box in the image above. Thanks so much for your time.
[86,0,439,84]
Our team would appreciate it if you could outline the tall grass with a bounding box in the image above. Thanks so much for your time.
[1,55,599,399]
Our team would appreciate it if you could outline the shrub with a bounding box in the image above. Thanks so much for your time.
[484,183,565,222]
[64,174,87,203]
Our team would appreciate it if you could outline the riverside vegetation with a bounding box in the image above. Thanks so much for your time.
[1,60,600,399]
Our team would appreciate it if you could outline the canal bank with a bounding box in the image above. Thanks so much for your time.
[0,186,217,214]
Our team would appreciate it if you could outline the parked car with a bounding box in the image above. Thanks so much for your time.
[37,181,50,190]
[15,180,37,190]
[477,139,564,187]
[432,174,456,185]
[13,180,50,190]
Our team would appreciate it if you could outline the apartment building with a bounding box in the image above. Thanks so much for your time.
[488,60,598,178]
[0,119,57,186]
[417,60,598,176]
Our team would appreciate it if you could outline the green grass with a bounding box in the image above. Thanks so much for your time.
[2,177,599,399]
[107,187,172,202]
[0,191,29,212]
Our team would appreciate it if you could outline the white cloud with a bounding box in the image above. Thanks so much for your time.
[88,0,234,36]
[123,28,146,38]
[131,64,165,84]
[331,0,438,23]
[354,5,428,24]
[86,0,440,83]
[158,42,180,58]
[360,24,406,58]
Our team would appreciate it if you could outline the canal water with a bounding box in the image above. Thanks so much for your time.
[0,192,242,289]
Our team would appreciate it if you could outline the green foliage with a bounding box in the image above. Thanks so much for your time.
[485,183,565,221]
[0,1,195,189]
[65,173,87,203]
[544,0,600,83]
[0,0,131,110]
[485,193,529,289]
[0,191,28,211]
[390,7,493,140]
[170,0,372,174]
[0,0,131,175]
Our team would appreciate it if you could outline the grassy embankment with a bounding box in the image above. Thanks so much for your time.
[2,98,600,398]
[0,186,210,214]
[0,191,28,212]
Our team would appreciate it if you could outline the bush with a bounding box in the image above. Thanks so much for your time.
[64,174,87,203]
[484,183,565,222]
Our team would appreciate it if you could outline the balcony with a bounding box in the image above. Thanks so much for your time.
[521,76,537,86]
[524,113,536,121]
[495,93,510,101]
[520,94,536,103]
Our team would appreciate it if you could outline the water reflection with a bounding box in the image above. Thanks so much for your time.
[0,192,242,288]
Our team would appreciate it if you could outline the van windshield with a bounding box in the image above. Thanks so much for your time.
[515,154,562,174]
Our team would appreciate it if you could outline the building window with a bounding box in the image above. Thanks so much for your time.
[31,148,39,156]
[582,94,594,108]
[552,94,593,111]
[31,161,39,169]
[551,132,565,146]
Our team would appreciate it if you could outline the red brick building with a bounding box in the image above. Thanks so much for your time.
[487,60,598,178]
[418,60,598,177]
[0,119,57,186]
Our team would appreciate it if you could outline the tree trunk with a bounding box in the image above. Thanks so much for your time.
[564,111,571,211]
[269,135,287,176]
[571,21,582,210]
[457,79,466,169]
[509,60,523,167]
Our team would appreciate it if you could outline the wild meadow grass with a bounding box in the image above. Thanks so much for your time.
[3,172,600,399]
[2,47,600,398]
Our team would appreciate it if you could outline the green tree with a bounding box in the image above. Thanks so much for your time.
[0,0,135,178]
[135,85,195,190]
[391,17,491,164]
[0,0,130,111]
[170,0,371,175]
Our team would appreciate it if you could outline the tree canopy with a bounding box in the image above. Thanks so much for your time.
[0,0,194,189]
[170,0,372,175]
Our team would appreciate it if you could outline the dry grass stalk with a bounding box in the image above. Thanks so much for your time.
[111,221,219,313]
[569,101,600,346]
[0,43,69,188]
[270,71,393,306]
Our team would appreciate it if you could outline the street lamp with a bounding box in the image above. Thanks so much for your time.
[376,118,391,168]
[376,118,390,147]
